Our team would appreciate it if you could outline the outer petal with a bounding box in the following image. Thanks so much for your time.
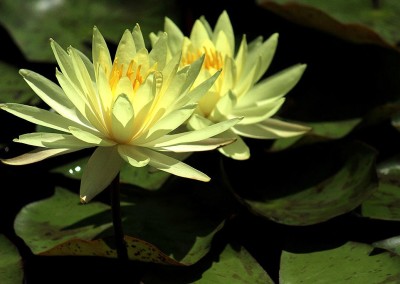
[1,148,79,165]
[236,64,307,109]
[190,20,211,48]
[233,98,285,125]
[141,148,210,181]
[218,134,250,160]
[117,144,150,167]
[19,69,87,126]
[164,17,184,55]
[142,117,242,148]
[132,24,146,51]
[92,26,112,78]
[80,146,124,203]
[69,126,115,146]
[212,11,235,56]
[158,137,235,152]
[14,132,95,149]
[0,103,91,133]
[232,118,310,139]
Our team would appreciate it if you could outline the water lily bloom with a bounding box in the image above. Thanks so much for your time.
[150,11,311,160]
[0,25,241,202]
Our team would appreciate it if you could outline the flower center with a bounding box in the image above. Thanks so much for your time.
[182,46,224,71]
[109,59,143,93]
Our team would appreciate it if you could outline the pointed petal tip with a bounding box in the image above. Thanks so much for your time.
[80,195,88,204]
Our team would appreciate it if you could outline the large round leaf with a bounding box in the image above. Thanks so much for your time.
[257,0,400,51]
[225,141,378,225]
[0,235,23,284]
[362,153,400,221]
[0,0,181,61]
[280,241,400,283]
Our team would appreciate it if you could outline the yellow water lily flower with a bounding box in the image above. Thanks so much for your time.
[150,11,311,160]
[0,25,241,202]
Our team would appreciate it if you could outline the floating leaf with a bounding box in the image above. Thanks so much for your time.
[362,154,400,221]
[14,180,233,265]
[0,235,23,284]
[14,187,113,255]
[257,0,400,50]
[226,141,378,225]
[280,241,400,283]
[0,61,39,104]
[41,236,182,265]
[198,244,274,284]
[0,0,180,61]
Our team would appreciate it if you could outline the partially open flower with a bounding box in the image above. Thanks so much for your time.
[151,11,311,160]
[1,25,240,202]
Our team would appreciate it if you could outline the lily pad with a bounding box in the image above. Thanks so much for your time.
[0,235,23,284]
[0,61,39,104]
[0,0,181,61]
[257,0,400,51]
[14,180,234,265]
[14,187,113,255]
[361,154,400,221]
[280,241,400,283]
[198,244,274,284]
[225,141,378,225]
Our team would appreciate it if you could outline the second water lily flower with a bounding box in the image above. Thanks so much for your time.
[151,11,311,160]
[0,25,241,202]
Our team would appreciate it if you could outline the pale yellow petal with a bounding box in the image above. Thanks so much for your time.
[117,144,150,167]
[150,32,168,70]
[115,29,137,68]
[0,103,89,133]
[111,94,135,142]
[1,148,79,165]
[218,135,250,160]
[233,98,285,125]
[142,148,210,181]
[213,11,235,56]
[15,132,94,148]
[132,24,146,51]
[80,146,124,203]
[164,17,184,55]
[190,20,211,48]
[143,117,242,148]
[92,26,112,78]
[69,126,115,146]
[237,64,306,109]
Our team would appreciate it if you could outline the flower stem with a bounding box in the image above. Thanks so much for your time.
[110,172,128,261]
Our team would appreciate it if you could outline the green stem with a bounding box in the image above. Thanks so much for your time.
[110,172,128,261]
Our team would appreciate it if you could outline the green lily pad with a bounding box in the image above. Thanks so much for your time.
[280,241,400,283]
[50,156,170,190]
[257,0,400,51]
[0,0,181,61]
[198,244,274,284]
[361,154,400,221]
[226,141,378,225]
[270,118,361,151]
[14,180,233,265]
[0,61,39,104]
[0,235,23,284]
[373,235,400,255]
[14,187,113,255]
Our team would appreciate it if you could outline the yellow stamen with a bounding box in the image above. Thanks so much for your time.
[182,46,224,71]
[109,59,144,94]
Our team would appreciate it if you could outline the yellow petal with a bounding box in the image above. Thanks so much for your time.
[117,144,150,167]
[212,11,235,56]
[111,94,135,143]
[218,135,250,160]
[15,132,94,148]
[142,148,210,181]
[1,148,79,165]
[80,146,124,203]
